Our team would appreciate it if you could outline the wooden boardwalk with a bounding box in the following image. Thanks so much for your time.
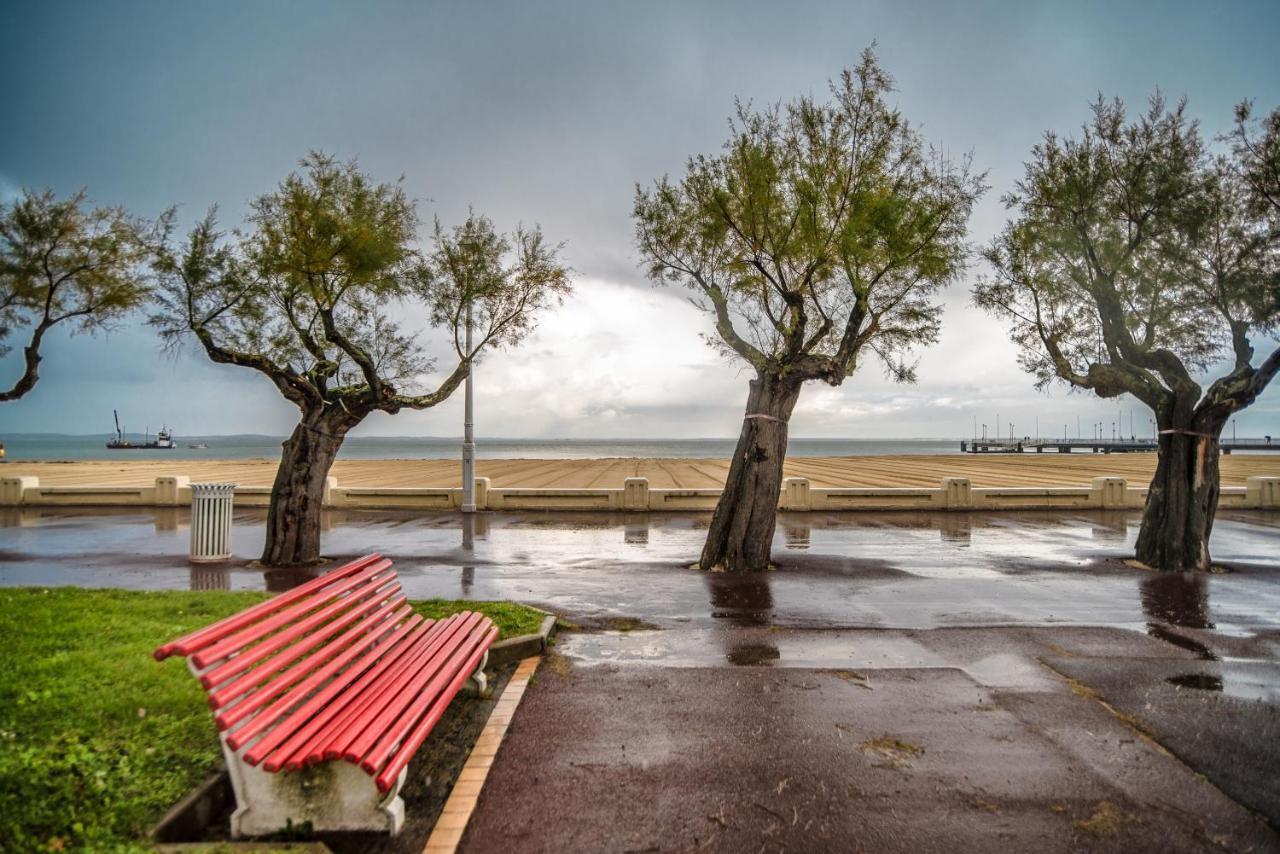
[6,454,1279,489]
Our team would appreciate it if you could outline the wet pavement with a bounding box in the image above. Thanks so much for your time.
[3,507,1280,849]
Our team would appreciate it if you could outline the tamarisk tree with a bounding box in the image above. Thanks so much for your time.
[1,189,150,401]
[151,154,570,566]
[634,51,983,572]
[976,96,1280,571]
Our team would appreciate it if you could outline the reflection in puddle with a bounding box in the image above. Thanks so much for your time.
[189,565,230,591]
[1141,571,1213,628]
[938,515,971,545]
[705,572,774,627]
[1147,624,1217,660]
[1090,511,1129,543]
[264,566,322,592]
[1164,667,1280,701]
[706,571,779,665]
[1167,673,1223,691]
[727,643,781,666]
[783,525,810,550]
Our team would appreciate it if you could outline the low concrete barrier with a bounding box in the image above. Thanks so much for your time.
[2,474,1278,513]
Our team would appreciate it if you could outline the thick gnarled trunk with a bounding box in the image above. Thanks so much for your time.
[262,409,354,567]
[700,374,802,572]
[1135,412,1225,571]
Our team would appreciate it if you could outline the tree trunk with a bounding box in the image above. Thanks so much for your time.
[1135,411,1225,571]
[700,373,802,572]
[262,409,353,567]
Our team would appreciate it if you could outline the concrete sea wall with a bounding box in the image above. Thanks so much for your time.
[3,473,1279,512]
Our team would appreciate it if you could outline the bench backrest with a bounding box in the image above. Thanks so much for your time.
[155,553,497,792]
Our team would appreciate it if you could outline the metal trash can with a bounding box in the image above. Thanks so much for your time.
[190,482,235,563]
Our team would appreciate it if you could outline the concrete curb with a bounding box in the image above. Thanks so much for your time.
[424,656,542,853]
[150,765,233,843]
[489,612,557,667]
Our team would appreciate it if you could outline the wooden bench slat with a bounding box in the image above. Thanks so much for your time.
[213,599,408,732]
[226,604,411,750]
[192,559,393,669]
[256,616,450,771]
[285,616,468,770]
[154,554,384,661]
[374,624,498,792]
[323,612,483,764]
[207,588,404,706]
[244,614,432,767]
[360,622,497,779]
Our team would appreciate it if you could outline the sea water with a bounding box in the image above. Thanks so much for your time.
[0,434,962,461]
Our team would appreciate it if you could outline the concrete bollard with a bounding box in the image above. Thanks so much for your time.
[1090,477,1127,509]
[155,475,190,506]
[0,476,37,506]
[941,477,972,509]
[474,477,490,511]
[781,477,811,511]
[1246,476,1280,509]
[190,482,235,563]
[623,477,649,511]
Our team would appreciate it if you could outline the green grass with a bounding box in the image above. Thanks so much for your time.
[0,587,545,853]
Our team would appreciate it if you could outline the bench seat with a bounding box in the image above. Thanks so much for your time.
[155,553,497,836]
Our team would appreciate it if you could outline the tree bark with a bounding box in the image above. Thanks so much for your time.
[700,373,802,572]
[1135,408,1226,571]
[0,325,48,402]
[262,408,354,567]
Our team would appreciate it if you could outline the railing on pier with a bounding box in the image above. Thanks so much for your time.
[962,437,1277,454]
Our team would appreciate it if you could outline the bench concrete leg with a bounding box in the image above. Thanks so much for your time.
[221,734,407,837]
[187,657,409,838]
[463,650,490,698]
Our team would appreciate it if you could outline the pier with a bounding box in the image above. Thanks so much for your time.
[961,438,1276,454]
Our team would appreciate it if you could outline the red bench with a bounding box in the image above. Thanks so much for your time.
[155,553,497,836]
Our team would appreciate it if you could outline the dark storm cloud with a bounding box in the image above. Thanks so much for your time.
[1,0,1278,437]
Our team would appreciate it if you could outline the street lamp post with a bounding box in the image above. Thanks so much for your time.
[461,299,476,514]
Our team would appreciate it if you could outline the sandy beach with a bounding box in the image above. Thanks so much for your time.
[6,453,1279,489]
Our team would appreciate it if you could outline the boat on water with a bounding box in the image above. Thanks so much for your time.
[188,443,209,449]
[106,410,175,450]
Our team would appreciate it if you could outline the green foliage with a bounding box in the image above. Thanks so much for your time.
[634,48,984,386]
[148,153,570,421]
[427,212,571,360]
[975,94,1280,420]
[0,587,544,853]
[411,598,546,639]
[0,189,151,401]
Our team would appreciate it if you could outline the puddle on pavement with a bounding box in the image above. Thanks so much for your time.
[726,642,781,666]
[1147,624,1218,660]
[704,571,774,627]
[1140,572,1214,628]
[1167,673,1224,691]
[5,508,1280,661]
[1164,665,1280,701]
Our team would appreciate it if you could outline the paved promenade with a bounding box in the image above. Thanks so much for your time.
[5,453,1279,489]
[3,509,1278,851]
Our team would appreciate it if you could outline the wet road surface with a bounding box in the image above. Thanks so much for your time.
[3,507,1279,849]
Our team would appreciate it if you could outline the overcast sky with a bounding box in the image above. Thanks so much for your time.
[2,0,1278,440]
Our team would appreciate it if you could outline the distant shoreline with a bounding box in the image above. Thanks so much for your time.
[0,435,971,462]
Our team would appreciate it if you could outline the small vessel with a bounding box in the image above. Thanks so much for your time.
[188,443,209,449]
[106,410,175,450]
